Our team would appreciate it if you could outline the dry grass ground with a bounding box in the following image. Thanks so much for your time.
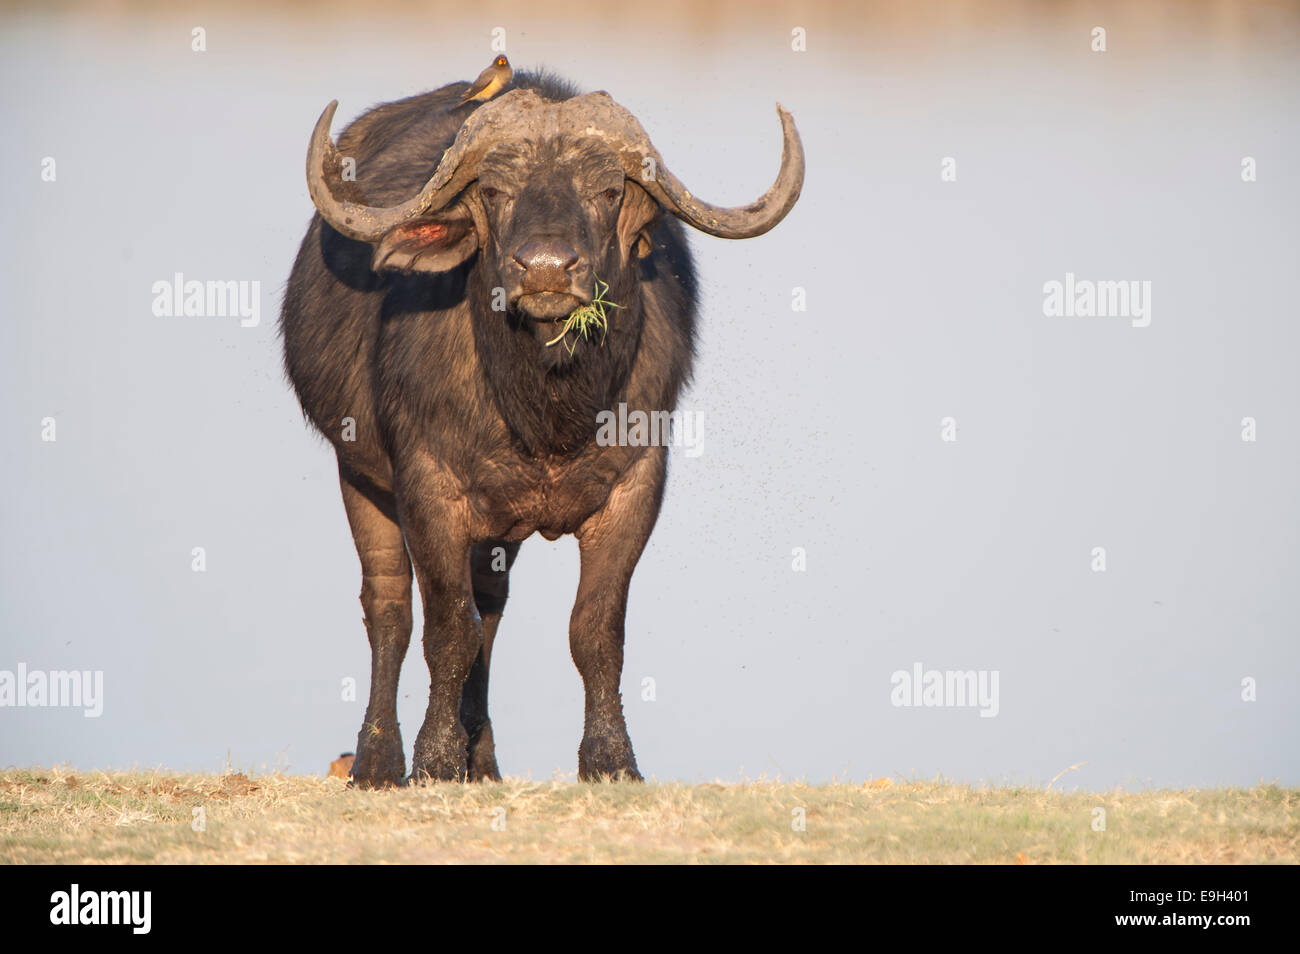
[1,768,1296,864]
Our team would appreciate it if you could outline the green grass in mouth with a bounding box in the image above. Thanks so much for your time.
[545,275,622,353]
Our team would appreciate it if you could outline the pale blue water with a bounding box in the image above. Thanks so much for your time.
[1,1,1297,788]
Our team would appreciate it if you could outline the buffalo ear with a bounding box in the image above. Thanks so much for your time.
[371,206,479,274]
[617,181,660,261]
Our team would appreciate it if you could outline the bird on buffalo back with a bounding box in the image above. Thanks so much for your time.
[458,55,512,105]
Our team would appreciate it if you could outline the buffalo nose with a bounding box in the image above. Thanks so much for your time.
[513,238,579,272]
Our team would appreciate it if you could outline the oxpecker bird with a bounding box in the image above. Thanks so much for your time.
[458,55,512,105]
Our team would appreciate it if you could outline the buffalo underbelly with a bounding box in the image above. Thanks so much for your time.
[469,482,609,542]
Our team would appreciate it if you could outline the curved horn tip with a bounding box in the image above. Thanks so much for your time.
[312,100,341,141]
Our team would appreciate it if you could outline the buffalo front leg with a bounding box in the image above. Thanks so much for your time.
[339,465,413,789]
[570,447,668,782]
[397,460,481,783]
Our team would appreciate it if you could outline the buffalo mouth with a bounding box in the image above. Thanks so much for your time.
[515,290,586,321]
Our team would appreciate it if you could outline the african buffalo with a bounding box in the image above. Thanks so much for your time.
[280,67,803,786]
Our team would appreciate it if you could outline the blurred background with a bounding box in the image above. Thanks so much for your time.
[2,0,1298,790]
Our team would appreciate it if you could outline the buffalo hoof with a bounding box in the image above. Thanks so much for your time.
[467,722,503,782]
[578,733,642,782]
[407,761,468,784]
[350,721,406,789]
[409,723,469,783]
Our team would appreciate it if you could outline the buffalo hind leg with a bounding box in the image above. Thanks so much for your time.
[339,464,413,789]
[460,540,521,781]
[399,456,482,783]
[570,448,667,782]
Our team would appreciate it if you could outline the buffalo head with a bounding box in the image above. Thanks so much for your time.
[304,89,804,325]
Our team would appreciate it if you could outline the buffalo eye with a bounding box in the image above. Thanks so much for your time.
[481,186,503,200]
[601,187,619,202]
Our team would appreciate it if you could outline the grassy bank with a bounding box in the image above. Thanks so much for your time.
[1,768,1295,864]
